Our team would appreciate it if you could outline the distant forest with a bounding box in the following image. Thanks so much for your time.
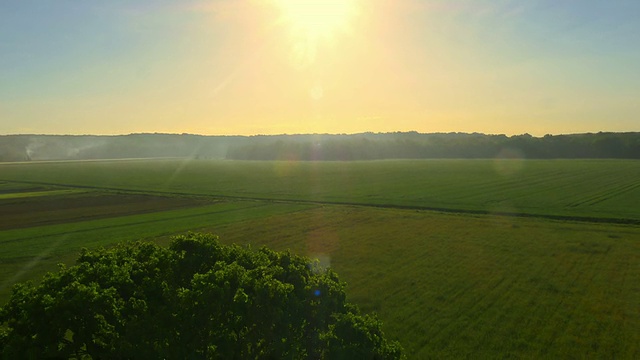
[1,132,639,162]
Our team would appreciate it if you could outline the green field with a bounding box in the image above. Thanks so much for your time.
[1,159,639,358]
[0,189,85,200]
[211,207,640,358]
[0,197,310,301]
[0,159,638,220]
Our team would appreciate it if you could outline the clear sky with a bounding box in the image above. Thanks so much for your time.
[1,0,639,136]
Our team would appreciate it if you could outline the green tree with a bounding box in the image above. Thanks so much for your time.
[0,233,403,359]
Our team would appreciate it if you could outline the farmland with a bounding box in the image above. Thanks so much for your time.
[0,159,639,358]
[0,158,638,220]
[212,207,640,358]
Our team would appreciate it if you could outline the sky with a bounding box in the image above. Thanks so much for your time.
[1,0,639,136]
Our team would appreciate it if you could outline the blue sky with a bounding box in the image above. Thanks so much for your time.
[1,0,639,135]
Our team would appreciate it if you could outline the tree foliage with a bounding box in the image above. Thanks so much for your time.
[226,132,640,160]
[2,132,639,162]
[0,233,403,359]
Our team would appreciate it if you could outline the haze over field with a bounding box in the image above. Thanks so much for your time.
[1,132,639,162]
[2,0,639,136]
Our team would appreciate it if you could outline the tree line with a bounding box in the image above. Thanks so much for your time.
[226,132,640,160]
[1,132,638,162]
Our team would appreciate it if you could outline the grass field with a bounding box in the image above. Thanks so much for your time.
[211,206,640,358]
[0,189,85,200]
[0,198,310,301]
[0,159,638,358]
[0,159,638,221]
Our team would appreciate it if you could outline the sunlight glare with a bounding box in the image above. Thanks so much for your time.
[272,0,359,68]
[275,0,357,40]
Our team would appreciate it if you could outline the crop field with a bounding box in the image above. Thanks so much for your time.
[0,158,638,221]
[0,190,211,230]
[0,195,310,301]
[0,159,639,358]
[211,207,640,358]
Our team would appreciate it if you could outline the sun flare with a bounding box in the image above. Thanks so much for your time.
[274,0,358,40]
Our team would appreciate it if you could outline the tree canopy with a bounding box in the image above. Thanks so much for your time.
[0,233,404,359]
[2,131,639,162]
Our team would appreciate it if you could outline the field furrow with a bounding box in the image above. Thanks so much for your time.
[566,181,640,208]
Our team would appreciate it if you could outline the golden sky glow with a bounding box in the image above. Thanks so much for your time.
[272,0,359,68]
[1,0,639,135]
[275,0,357,39]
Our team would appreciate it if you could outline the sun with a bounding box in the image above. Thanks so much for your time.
[274,0,358,40]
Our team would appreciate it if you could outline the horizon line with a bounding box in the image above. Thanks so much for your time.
[1,130,637,138]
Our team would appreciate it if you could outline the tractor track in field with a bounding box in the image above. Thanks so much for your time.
[566,181,640,208]
[2,179,639,227]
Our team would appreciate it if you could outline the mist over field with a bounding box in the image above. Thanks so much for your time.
[1,131,639,162]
